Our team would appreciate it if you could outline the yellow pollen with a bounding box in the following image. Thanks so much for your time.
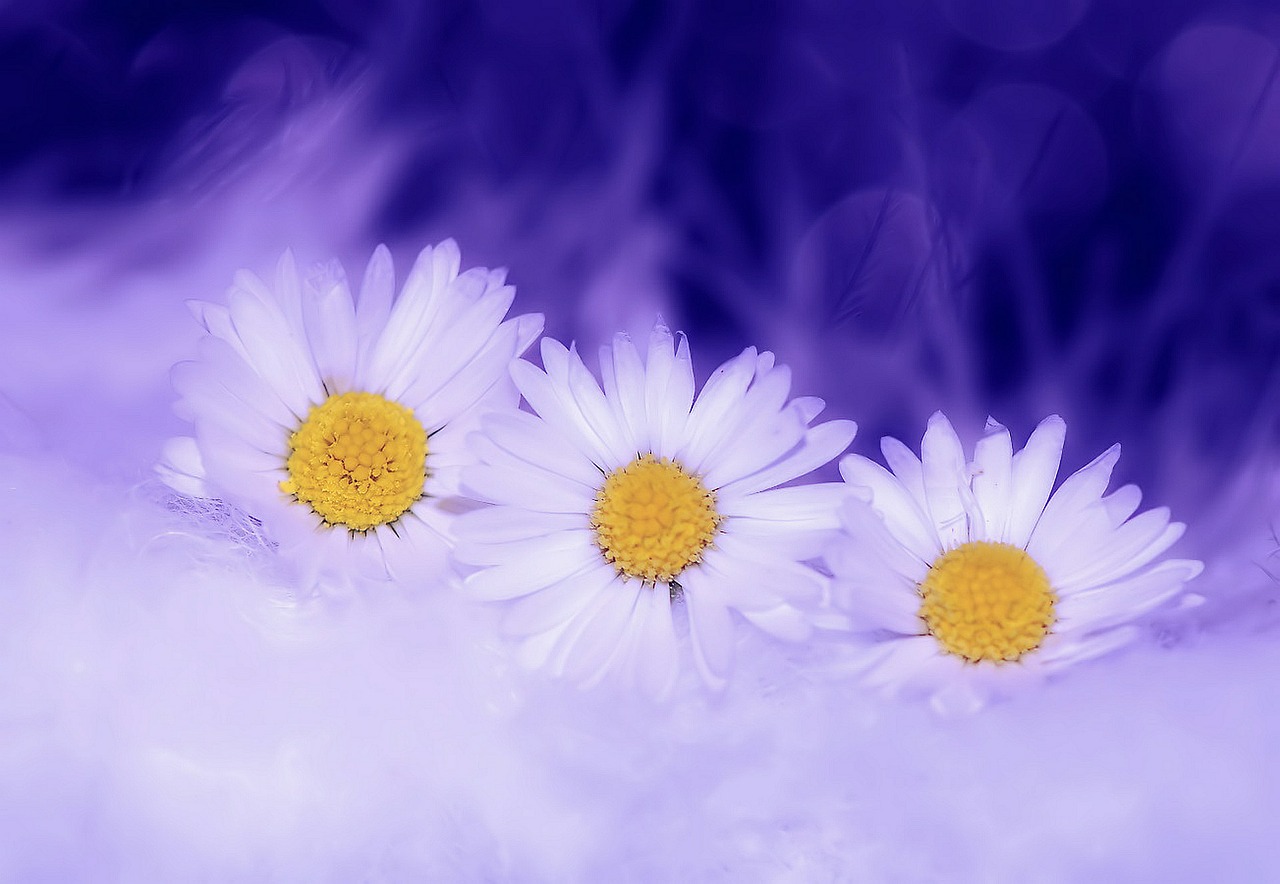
[918,541,1057,663]
[591,454,721,583]
[279,391,427,532]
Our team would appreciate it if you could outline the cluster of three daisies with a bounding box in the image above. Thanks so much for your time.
[158,240,1202,703]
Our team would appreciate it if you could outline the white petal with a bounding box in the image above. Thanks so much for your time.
[740,604,812,642]
[460,463,594,513]
[189,301,273,398]
[838,454,939,563]
[719,479,836,517]
[156,437,211,497]
[694,552,787,613]
[1037,626,1138,669]
[971,417,1013,542]
[391,276,517,404]
[453,528,596,567]
[376,267,491,399]
[474,410,603,488]
[881,435,928,511]
[689,359,794,483]
[600,332,650,453]
[302,259,359,393]
[832,571,923,635]
[464,543,601,601]
[700,400,807,490]
[862,636,949,693]
[407,489,464,545]
[513,312,544,354]
[226,287,324,418]
[563,343,633,464]
[539,576,624,674]
[420,419,484,496]
[197,429,287,504]
[647,325,695,454]
[272,250,307,338]
[188,298,232,338]
[172,360,288,454]
[536,581,619,674]
[1028,501,1115,569]
[791,396,825,423]
[453,506,588,544]
[355,244,395,374]
[412,316,537,431]
[634,587,679,699]
[559,580,644,686]
[682,570,735,691]
[512,352,614,467]
[829,497,930,584]
[513,621,575,672]
[723,525,834,567]
[197,419,286,475]
[679,347,759,469]
[1101,484,1142,526]
[1055,510,1184,593]
[708,534,827,607]
[1056,559,1202,633]
[1032,444,1121,543]
[500,564,617,637]
[376,512,451,583]
[1005,415,1067,548]
[193,335,296,427]
[591,583,657,691]
[920,411,972,549]
[431,239,463,289]
[716,417,856,498]
[366,242,454,388]
[465,432,597,496]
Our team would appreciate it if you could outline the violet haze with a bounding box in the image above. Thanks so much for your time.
[0,1,1276,880]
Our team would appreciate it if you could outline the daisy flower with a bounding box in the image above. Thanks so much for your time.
[157,240,543,583]
[829,412,1202,707]
[452,322,857,696]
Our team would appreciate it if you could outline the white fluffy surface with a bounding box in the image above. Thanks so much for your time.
[2,228,1278,881]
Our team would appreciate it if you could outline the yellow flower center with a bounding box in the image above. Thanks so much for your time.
[918,541,1057,663]
[279,392,427,532]
[591,454,721,583]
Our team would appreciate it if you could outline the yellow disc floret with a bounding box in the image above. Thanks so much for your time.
[591,454,721,583]
[918,541,1057,663]
[279,391,427,532]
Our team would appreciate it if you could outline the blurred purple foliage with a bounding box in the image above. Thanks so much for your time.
[3,0,1280,513]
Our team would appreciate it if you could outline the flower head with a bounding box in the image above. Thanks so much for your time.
[830,412,1202,708]
[453,322,857,696]
[157,240,543,583]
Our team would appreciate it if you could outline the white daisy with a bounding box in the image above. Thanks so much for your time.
[157,240,543,584]
[829,412,1202,708]
[452,322,857,696]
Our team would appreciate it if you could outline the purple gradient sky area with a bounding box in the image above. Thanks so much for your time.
[1,0,1279,879]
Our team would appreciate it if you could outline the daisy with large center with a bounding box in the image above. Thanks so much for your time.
[828,411,1201,702]
[158,240,543,579]
[455,323,856,696]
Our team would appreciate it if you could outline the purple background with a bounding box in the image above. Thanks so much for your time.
[1,1,1278,879]
[5,0,1280,503]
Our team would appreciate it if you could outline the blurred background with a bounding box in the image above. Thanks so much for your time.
[3,2,1280,879]
[5,0,1280,511]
